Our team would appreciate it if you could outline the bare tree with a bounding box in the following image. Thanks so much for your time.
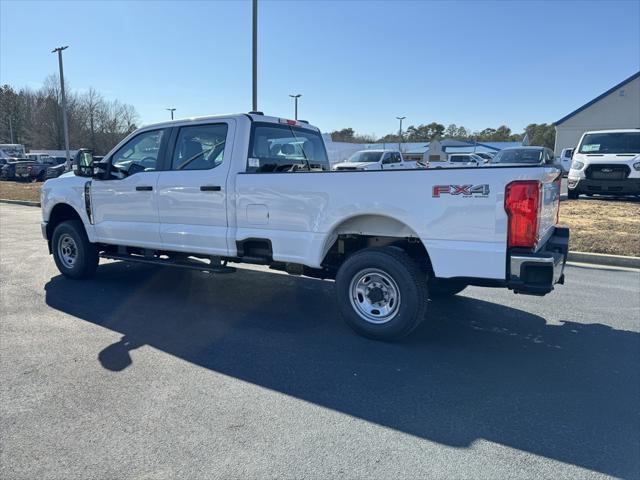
[0,76,138,155]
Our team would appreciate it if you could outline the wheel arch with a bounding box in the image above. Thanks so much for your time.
[320,214,434,277]
[46,203,86,250]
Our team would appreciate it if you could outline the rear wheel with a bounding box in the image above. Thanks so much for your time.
[52,220,99,279]
[335,247,428,341]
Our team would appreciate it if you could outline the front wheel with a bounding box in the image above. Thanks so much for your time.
[52,220,99,279]
[568,189,579,200]
[335,247,428,341]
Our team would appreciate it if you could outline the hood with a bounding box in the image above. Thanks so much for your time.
[573,152,640,164]
[333,161,370,169]
[43,170,82,187]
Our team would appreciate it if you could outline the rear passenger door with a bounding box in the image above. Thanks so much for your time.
[382,152,401,169]
[156,120,235,256]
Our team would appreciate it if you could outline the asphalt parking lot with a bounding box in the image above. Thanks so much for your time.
[1,203,639,480]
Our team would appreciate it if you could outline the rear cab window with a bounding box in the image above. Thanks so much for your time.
[247,122,329,173]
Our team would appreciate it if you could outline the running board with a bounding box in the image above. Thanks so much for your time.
[100,253,236,274]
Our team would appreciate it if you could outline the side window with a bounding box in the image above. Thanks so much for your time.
[112,129,165,175]
[393,153,401,163]
[172,124,228,171]
[247,123,329,173]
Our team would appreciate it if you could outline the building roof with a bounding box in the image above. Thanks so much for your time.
[554,71,640,126]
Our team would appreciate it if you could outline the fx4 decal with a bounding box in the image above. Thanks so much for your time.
[432,184,490,198]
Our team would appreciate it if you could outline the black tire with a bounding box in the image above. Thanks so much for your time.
[335,247,428,341]
[51,220,99,279]
[568,189,579,200]
[428,280,467,299]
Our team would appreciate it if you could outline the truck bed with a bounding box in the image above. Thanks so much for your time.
[233,166,561,280]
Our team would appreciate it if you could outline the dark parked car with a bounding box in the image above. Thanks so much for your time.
[44,157,69,179]
[1,159,35,180]
[490,146,556,166]
[15,156,68,181]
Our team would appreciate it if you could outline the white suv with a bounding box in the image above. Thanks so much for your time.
[567,129,640,199]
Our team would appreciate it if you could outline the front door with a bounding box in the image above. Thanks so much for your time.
[156,120,234,256]
[91,128,167,248]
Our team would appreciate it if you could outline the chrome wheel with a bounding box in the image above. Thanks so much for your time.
[349,268,401,324]
[58,233,78,269]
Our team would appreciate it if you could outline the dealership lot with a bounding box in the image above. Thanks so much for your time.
[1,203,639,479]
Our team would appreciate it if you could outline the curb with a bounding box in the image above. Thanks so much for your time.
[0,198,41,207]
[567,251,640,269]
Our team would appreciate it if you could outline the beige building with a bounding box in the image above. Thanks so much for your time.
[554,71,640,154]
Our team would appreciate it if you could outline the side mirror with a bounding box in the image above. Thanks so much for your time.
[74,150,94,177]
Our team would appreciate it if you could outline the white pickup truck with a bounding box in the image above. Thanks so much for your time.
[41,113,568,340]
[332,149,420,171]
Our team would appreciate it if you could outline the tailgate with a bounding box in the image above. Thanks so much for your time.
[538,174,561,245]
[15,162,35,175]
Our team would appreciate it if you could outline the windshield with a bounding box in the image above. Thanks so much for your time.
[492,149,543,164]
[348,151,383,163]
[578,132,640,154]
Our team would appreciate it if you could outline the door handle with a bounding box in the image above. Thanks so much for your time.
[136,186,153,191]
[200,185,222,191]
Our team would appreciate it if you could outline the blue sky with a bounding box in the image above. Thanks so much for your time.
[1,0,639,136]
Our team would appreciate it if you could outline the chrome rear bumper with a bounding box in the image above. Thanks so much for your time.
[508,227,569,296]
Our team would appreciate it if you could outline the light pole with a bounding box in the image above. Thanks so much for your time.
[166,108,176,120]
[52,46,71,171]
[396,116,405,151]
[252,0,258,112]
[289,94,301,120]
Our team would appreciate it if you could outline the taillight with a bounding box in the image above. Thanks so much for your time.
[505,180,540,249]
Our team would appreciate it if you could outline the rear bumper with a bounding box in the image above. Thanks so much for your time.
[507,227,569,296]
[568,178,640,195]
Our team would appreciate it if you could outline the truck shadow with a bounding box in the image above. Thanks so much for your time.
[44,262,639,478]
